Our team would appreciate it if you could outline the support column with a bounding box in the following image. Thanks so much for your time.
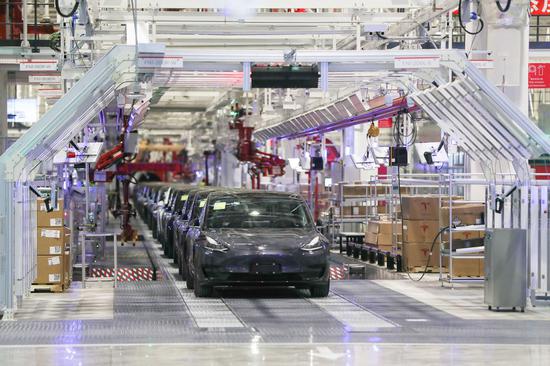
[466,0,529,113]
[0,71,7,155]
[342,126,360,183]
[465,0,529,197]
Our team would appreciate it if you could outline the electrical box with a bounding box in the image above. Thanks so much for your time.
[124,131,139,154]
[251,64,319,89]
[484,228,527,312]
[388,146,408,166]
[310,156,324,171]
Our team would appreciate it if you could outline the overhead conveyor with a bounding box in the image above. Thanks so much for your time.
[253,48,550,181]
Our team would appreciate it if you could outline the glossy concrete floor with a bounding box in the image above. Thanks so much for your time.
[2,343,550,366]
[2,220,550,365]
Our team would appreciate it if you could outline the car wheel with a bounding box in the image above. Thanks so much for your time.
[177,252,183,276]
[186,265,194,289]
[194,276,212,298]
[173,245,178,264]
[310,280,330,298]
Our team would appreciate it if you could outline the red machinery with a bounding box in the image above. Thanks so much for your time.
[0,1,57,40]
[94,112,193,242]
[95,142,194,242]
[229,109,286,189]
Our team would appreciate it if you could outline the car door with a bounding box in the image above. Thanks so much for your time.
[185,196,208,278]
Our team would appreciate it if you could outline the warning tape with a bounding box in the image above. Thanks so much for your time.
[330,265,346,280]
[90,267,154,281]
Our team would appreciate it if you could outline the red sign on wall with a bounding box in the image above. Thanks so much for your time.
[531,0,550,16]
[529,63,550,89]
[378,118,393,128]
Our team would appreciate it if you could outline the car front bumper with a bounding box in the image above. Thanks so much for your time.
[196,248,329,286]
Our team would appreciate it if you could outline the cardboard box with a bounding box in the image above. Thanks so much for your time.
[441,203,485,226]
[401,195,440,220]
[444,257,483,277]
[35,254,64,284]
[342,206,367,216]
[403,220,440,243]
[442,230,481,241]
[375,201,399,215]
[36,199,64,227]
[377,244,394,253]
[37,227,70,255]
[403,242,441,269]
[365,231,378,245]
[367,220,401,235]
[342,185,368,196]
[364,232,393,246]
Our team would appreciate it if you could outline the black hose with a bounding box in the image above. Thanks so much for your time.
[458,0,485,36]
[408,226,450,282]
[55,0,79,18]
[495,0,512,13]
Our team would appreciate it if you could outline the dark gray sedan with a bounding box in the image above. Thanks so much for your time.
[185,191,330,297]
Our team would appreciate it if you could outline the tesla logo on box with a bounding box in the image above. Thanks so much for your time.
[531,0,550,15]
[529,63,550,89]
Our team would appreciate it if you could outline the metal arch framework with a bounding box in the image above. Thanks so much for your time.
[251,48,550,172]
[0,45,137,318]
[1,45,550,316]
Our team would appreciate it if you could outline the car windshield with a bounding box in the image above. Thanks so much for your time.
[205,195,313,229]
[190,193,210,220]
[175,191,190,213]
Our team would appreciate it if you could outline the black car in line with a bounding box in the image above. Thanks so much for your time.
[176,187,222,281]
[184,191,330,298]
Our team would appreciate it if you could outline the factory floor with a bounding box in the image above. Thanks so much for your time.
[1,219,550,365]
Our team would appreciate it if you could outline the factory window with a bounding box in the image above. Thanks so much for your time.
[529,89,550,135]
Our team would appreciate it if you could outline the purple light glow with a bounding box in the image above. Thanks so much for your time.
[278,101,420,140]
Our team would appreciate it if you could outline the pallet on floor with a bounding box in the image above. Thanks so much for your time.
[31,283,66,293]
[407,266,447,273]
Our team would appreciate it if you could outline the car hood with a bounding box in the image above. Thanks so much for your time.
[205,228,318,251]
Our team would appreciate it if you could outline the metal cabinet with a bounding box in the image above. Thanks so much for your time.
[484,228,527,312]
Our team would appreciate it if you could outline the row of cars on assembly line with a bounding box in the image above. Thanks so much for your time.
[134,183,331,297]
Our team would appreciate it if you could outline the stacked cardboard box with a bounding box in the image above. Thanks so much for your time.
[441,203,485,226]
[443,257,484,277]
[441,202,485,277]
[401,195,442,270]
[337,183,410,198]
[399,195,486,274]
[365,220,402,253]
[35,199,71,289]
[342,206,367,217]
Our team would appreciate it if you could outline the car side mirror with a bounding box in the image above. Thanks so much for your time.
[316,219,324,228]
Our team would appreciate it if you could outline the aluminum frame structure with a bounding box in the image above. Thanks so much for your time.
[0,45,136,319]
[484,182,550,300]
[254,93,420,141]
[252,48,550,180]
[412,77,544,182]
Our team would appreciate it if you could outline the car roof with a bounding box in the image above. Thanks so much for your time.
[207,190,302,200]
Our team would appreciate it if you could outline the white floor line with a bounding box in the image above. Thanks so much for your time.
[309,293,396,331]
[141,227,245,328]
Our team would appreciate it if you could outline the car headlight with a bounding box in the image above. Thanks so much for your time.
[301,236,323,251]
[205,236,229,252]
